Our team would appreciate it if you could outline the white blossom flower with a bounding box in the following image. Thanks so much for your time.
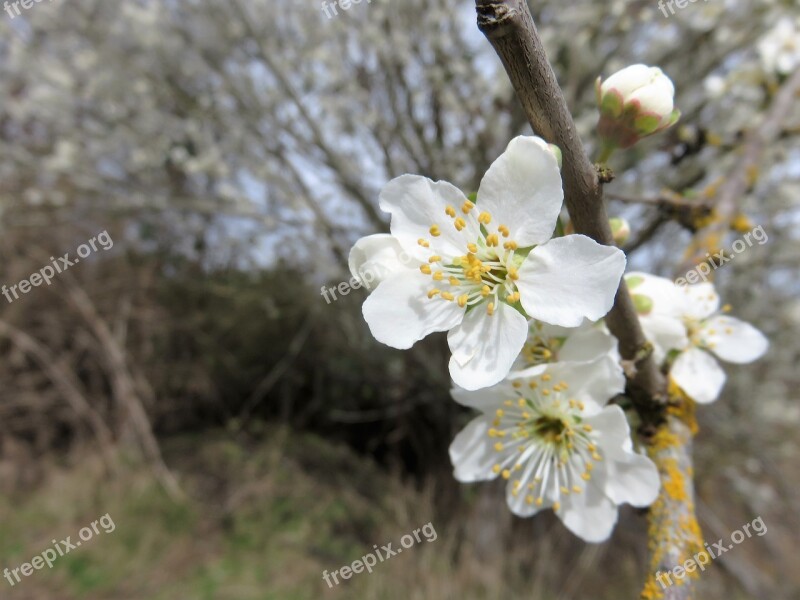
[596,65,680,150]
[758,17,800,76]
[626,273,769,403]
[448,361,659,542]
[349,136,626,390]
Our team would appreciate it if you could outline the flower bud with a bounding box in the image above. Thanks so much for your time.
[609,217,630,246]
[596,65,680,151]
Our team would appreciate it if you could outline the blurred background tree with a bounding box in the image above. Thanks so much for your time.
[0,0,797,598]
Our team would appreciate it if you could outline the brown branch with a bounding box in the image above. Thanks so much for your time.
[474,2,696,598]
[474,0,665,419]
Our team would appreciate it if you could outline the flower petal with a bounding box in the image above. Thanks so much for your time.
[475,136,563,247]
[348,234,414,291]
[379,175,475,261]
[558,464,619,543]
[639,314,690,363]
[449,416,503,483]
[670,347,727,404]
[517,235,626,327]
[625,271,684,317]
[678,282,720,320]
[448,301,529,390]
[557,320,619,363]
[450,381,518,411]
[603,452,661,508]
[535,358,624,410]
[362,270,463,349]
[701,315,768,364]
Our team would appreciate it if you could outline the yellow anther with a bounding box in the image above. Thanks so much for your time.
[508,267,519,281]
[587,443,597,452]
[528,381,538,389]
[592,452,602,461]
[492,464,501,474]
[506,291,520,304]
[560,486,570,495]
[417,238,430,248]
[514,464,522,471]
[572,485,582,494]
[496,409,505,418]
[518,399,526,408]
[433,271,444,281]
[536,497,544,506]
[420,264,432,275]
[586,463,594,471]
[722,304,732,313]
[498,224,510,237]
[542,374,552,382]
[553,502,561,511]
[481,285,491,297]
[552,384,562,392]
[502,469,511,480]
[559,381,569,389]
[467,243,478,253]
[441,292,455,301]
[427,289,440,299]
[504,400,514,407]
[454,217,466,231]
[429,225,441,237]
[503,241,518,251]
[581,472,591,481]
[486,234,499,247]
[542,389,550,396]
[445,205,456,218]
[511,381,522,389]
[487,302,495,316]
[447,277,458,286]
[457,294,469,308]
[488,428,498,438]
[428,255,441,263]
[478,211,492,224]
[526,495,535,505]
[583,425,593,432]
[725,327,733,334]
[494,442,504,452]
[461,200,474,214]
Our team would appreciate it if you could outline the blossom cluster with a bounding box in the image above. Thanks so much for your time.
[348,66,767,543]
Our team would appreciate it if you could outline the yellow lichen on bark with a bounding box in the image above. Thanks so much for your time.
[640,386,703,600]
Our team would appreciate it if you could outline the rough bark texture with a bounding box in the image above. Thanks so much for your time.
[474,2,695,598]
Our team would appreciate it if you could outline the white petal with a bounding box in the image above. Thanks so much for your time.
[601,64,655,98]
[362,270,463,349]
[559,479,619,543]
[603,452,660,508]
[449,416,502,483]
[539,358,625,409]
[450,381,517,411]
[557,320,619,364]
[639,314,689,363]
[584,404,635,459]
[701,316,768,364]
[379,174,475,261]
[517,235,626,327]
[625,271,684,317]
[476,136,564,247]
[670,347,727,404]
[448,301,529,390]
[678,282,720,320]
[348,234,414,291]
